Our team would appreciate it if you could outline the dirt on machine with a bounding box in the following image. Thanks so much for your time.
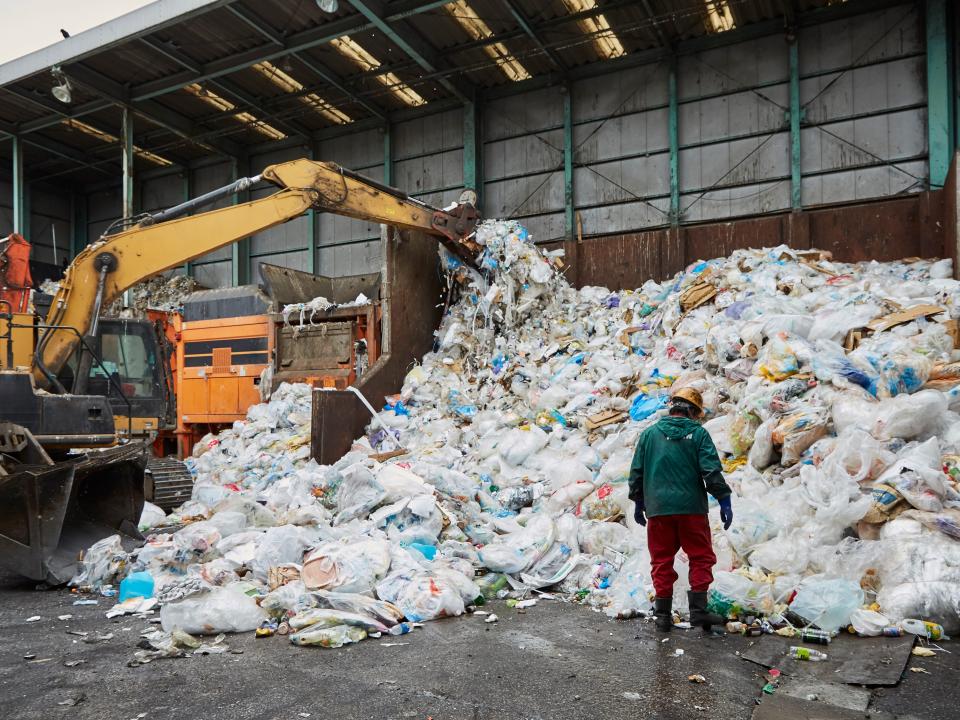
[0,159,481,584]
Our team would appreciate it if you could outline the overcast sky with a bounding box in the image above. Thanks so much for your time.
[0,0,153,64]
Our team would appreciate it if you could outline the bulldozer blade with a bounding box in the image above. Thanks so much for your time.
[0,442,147,585]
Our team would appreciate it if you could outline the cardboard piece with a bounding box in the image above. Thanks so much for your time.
[866,304,945,333]
[585,409,627,431]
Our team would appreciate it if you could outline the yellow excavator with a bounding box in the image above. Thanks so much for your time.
[0,159,480,583]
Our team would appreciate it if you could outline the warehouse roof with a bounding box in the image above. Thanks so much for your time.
[0,0,885,186]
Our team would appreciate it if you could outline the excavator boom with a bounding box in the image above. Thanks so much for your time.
[37,160,480,386]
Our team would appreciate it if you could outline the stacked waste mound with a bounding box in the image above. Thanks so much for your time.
[72,221,960,650]
[104,273,201,316]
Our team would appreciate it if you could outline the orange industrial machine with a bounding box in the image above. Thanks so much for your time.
[171,264,385,456]
[173,286,272,456]
[261,263,382,391]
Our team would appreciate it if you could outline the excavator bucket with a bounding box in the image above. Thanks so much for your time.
[0,429,146,585]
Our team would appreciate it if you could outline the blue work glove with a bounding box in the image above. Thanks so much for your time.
[719,496,733,530]
[633,500,646,526]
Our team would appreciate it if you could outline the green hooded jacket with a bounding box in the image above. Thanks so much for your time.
[628,415,731,517]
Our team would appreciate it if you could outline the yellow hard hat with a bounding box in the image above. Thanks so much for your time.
[670,387,704,416]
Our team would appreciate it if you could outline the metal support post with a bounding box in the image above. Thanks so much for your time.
[383,123,393,186]
[231,155,251,286]
[668,56,680,226]
[789,36,802,210]
[12,136,26,236]
[121,108,135,306]
[463,99,482,209]
[182,169,193,277]
[927,0,954,188]
[563,84,574,238]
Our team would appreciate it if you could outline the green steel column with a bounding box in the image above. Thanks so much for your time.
[668,57,680,225]
[463,100,482,208]
[383,123,393,186]
[11,135,26,235]
[121,108,135,220]
[563,85,574,238]
[789,37,802,209]
[121,108,135,306]
[231,156,251,286]
[927,0,954,188]
[306,142,316,275]
[182,169,193,277]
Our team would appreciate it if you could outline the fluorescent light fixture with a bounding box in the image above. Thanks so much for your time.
[183,82,287,140]
[316,0,338,12]
[330,36,426,106]
[61,119,172,166]
[252,61,352,124]
[444,1,531,81]
[560,0,625,60]
[704,0,735,33]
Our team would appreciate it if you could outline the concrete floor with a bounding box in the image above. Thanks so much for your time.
[0,571,953,720]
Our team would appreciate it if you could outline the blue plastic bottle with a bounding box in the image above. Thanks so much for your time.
[118,571,155,602]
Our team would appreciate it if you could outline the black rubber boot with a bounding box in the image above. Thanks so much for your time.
[688,591,724,632]
[653,597,673,632]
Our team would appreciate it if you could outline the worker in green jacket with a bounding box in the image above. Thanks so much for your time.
[628,387,733,633]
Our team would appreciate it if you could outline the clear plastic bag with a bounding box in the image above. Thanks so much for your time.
[160,584,267,634]
[301,538,392,594]
[479,515,556,574]
[69,534,127,589]
[788,575,864,632]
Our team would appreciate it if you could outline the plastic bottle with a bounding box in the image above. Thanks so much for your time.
[289,624,367,648]
[725,621,745,634]
[789,646,828,662]
[388,622,414,636]
[881,625,903,637]
[118,571,154,602]
[798,628,832,645]
[901,619,946,640]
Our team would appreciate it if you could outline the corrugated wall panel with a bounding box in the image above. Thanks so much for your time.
[317,127,386,276]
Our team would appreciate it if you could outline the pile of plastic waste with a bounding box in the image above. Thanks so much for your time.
[105,273,201,316]
[72,220,960,649]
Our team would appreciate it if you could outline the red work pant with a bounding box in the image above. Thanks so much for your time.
[647,514,716,597]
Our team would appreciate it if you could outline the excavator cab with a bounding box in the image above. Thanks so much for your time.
[0,281,149,584]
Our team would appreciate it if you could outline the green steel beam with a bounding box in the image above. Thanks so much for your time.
[344,0,473,104]
[11,135,26,235]
[383,124,393,186]
[668,56,679,225]
[463,100,482,208]
[182,169,194,277]
[121,107,135,306]
[789,36,802,209]
[563,85,574,238]
[927,0,954,188]
[231,156,251,286]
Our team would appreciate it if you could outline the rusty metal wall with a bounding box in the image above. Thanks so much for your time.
[555,191,948,290]
[310,226,445,464]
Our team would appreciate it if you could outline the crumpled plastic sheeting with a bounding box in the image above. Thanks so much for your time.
[75,223,960,644]
[105,273,201,316]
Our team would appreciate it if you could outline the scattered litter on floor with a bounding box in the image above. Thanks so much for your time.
[689,674,707,683]
[25,616,40,623]
[912,646,936,657]
[622,691,642,700]
[63,221,960,658]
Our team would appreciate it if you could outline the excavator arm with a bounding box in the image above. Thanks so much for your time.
[36,159,481,386]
